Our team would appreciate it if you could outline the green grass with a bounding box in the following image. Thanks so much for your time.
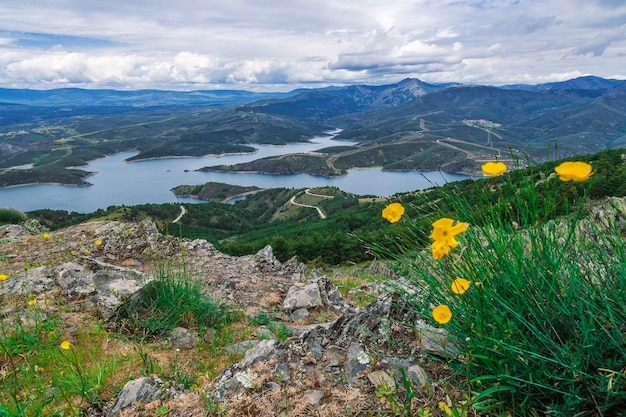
[114,267,240,339]
[377,156,626,415]
[0,264,251,416]
[0,208,27,225]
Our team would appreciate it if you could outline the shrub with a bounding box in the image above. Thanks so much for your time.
[0,208,26,225]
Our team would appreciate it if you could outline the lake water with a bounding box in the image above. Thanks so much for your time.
[1,134,470,213]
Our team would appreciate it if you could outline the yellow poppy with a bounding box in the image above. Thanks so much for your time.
[60,341,72,350]
[382,202,405,223]
[0,274,7,281]
[554,161,593,182]
[28,299,37,306]
[95,239,103,246]
[43,233,50,239]
[430,218,468,248]
[431,241,451,260]
[432,305,452,324]
[481,161,507,177]
[451,278,471,294]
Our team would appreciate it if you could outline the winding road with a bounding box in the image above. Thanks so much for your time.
[289,189,330,219]
[172,205,186,223]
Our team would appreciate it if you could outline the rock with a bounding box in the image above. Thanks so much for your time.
[240,339,279,368]
[289,307,311,323]
[0,266,55,296]
[107,375,165,417]
[303,389,324,405]
[169,327,200,349]
[313,276,357,315]
[275,363,291,382]
[345,342,370,386]
[56,262,95,298]
[224,340,260,356]
[254,245,281,271]
[381,357,428,385]
[367,370,396,389]
[415,323,459,357]
[92,269,148,321]
[0,224,28,241]
[283,283,323,311]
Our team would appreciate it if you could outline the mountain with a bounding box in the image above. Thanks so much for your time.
[501,75,626,92]
[1,76,625,187]
[0,87,293,107]
[247,78,457,122]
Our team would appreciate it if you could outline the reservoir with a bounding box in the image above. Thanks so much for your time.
[1,134,470,213]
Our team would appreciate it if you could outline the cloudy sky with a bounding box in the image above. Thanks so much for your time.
[1,0,625,91]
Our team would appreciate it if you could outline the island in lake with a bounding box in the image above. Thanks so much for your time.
[170,182,262,202]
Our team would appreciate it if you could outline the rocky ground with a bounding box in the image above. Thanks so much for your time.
[0,218,462,417]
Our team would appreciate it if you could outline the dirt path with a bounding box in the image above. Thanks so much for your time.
[289,189,328,219]
[172,205,186,223]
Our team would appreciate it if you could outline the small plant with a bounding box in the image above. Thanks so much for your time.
[115,268,239,339]
[203,391,229,416]
[268,321,292,342]
[0,208,26,225]
[248,310,271,326]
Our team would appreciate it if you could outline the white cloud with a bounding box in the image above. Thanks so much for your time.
[0,0,624,90]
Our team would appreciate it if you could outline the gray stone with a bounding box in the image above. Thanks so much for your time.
[169,327,200,349]
[345,342,370,386]
[303,389,324,405]
[107,375,165,417]
[254,245,281,271]
[0,266,55,296]
[223,340,260,356]
[275,363,291,382]
[289,307,311,323]
[0,224,28,241]
[283,283,323,311]
[313,276,357,314]
[240,339,279,368]
[306,336,323,359]
[415,323,459,357]
[56,262,95,297]
[381,357,428,385]
[92,269,148,320]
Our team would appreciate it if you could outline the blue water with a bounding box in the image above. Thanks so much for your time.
[0,134,470,213]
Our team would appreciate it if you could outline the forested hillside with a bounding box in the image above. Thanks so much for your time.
[24,148,626,266]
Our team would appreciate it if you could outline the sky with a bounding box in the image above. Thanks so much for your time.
[1,0,625,91]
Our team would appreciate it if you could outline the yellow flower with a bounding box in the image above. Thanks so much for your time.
[28,299,37,306]
[95,239,103,246]
[481,161,507,177]
[85,249,90,255]
[431,241,451,260]
[0,274,7,281]
[60,341,72,350]
[554,161,593,182]
[430,218,468,248]
[43,233,50,239]
[451,278,471,295]
[382,202,405,223]
[432,305,452,324]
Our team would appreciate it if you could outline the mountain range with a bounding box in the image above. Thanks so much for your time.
[1,75,625,186]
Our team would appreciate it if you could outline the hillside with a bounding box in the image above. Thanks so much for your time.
[1,150,625,416]
[22,148,626,267]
